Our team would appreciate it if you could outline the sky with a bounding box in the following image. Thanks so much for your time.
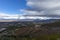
[0,0,26,14]
[0,0,60,19]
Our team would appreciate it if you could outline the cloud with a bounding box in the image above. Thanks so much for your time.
[0,13,18,19]
[0,13,59,19]
[20,0,60,17]
[27,0,60,9]
[20,9,45,16]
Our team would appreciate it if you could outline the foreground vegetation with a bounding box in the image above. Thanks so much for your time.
[0,34,60,40]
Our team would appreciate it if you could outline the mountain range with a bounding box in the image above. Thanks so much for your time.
[0,18,59,24]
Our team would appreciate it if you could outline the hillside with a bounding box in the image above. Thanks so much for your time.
[0,19,60,40]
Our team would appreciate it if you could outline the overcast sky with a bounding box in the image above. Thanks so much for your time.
[0,0,60,19]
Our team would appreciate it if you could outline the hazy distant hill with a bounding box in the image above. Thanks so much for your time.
[42,19,60,27]
[0,19,59,22]
[19,19,60,24]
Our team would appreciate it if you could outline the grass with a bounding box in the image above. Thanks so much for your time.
[1,34,60,40]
